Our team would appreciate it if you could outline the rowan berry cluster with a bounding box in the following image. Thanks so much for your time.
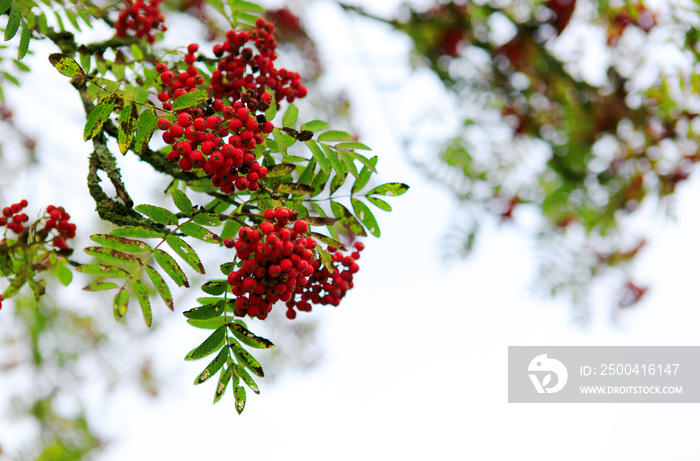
[0,201,76,250]
[0,294,3,310]
[114,0,167,43]
[154,18,307,194]
[1,200,29,234]
[44,205,77,250]
[284,242,363,319]
[225,207,316,319]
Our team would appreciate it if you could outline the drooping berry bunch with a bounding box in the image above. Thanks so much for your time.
[284,242,363,319]
[225,207,316,320]
[0,202,76,250]
[154,18,307,194]
[43,205,77,250]
[114,0,167,43]
[1,200,29,235]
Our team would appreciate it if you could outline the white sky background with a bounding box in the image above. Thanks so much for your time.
[1,0,700,459]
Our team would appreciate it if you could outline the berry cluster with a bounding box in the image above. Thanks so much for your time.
[114,0,167,43]
[1,200,29,234]
[44,205,77,250]
[154,18,307,194]
[0,294,3,310]
[225,207,316,319]
[284,242,363,319]
[0,202,76,250]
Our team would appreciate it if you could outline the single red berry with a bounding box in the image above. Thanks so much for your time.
[293,220,308,234]
[157,117,170,130]
[177,113,193,127]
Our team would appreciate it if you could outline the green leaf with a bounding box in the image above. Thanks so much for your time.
[18,20,30,60]
[352,156,378,193]
[310,168,329,197]
[195,348,228,384]
[330,173,346,195]
[183,303,226,319]
[84,246,141,265]
[27,278,45,306]
[318,130,353,142]
[5,3,21,41]
[300,120,330,132]
[83,281,120,291]
[185,325,226,360]
[153,249,189,288]
[180,221,222,243]
[231,363,259,394]
[113,287,129,320]
[311,202,339,241]
[234,0,265,13]
[192,213,222,226]
[131,279,152,327]
[352,198,380,237]
[274,182,314,196]
[272,127,295,156]
[298,158,317,185]
[166,235,205,274]
[367,182,410,197]
[316,244,333,272]
[366,195,392,211]
[144,264,173,310]
[130,43,143,60]
[0,0,13,16]
[282,103,299,127]
[187,316,232,329]
[135,204,178,225]
[321,143,347,179]
[3,273,26,298]
[233,385,246,414]
[91,234,152,253]
[12,58,30,72]
[305,216,341,227]
[55,261,73,286]
[172,89,208,110]
[330,201,367,237]
[221,220,241,240]
[110,226,165,238]
[214,366,232,403]
[201,279,227,296]
[264,91,276,120]
[266,163,296,178]
[83,100,114,141]
[310,232,347,251]
[118,103,137,155]
[228,322,275,349]
[306,140,331,175]
[134,108,157,154]
[348,151,377,172]
[76,264,130,278]
[339,151,359,178]
[230,341,264,377]
[336,141,371,150]
[220,261,236,275]
[0,251,13,276]
[172,189,193,216]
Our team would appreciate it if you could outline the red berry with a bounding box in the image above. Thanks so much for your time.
[293,220,308,234]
